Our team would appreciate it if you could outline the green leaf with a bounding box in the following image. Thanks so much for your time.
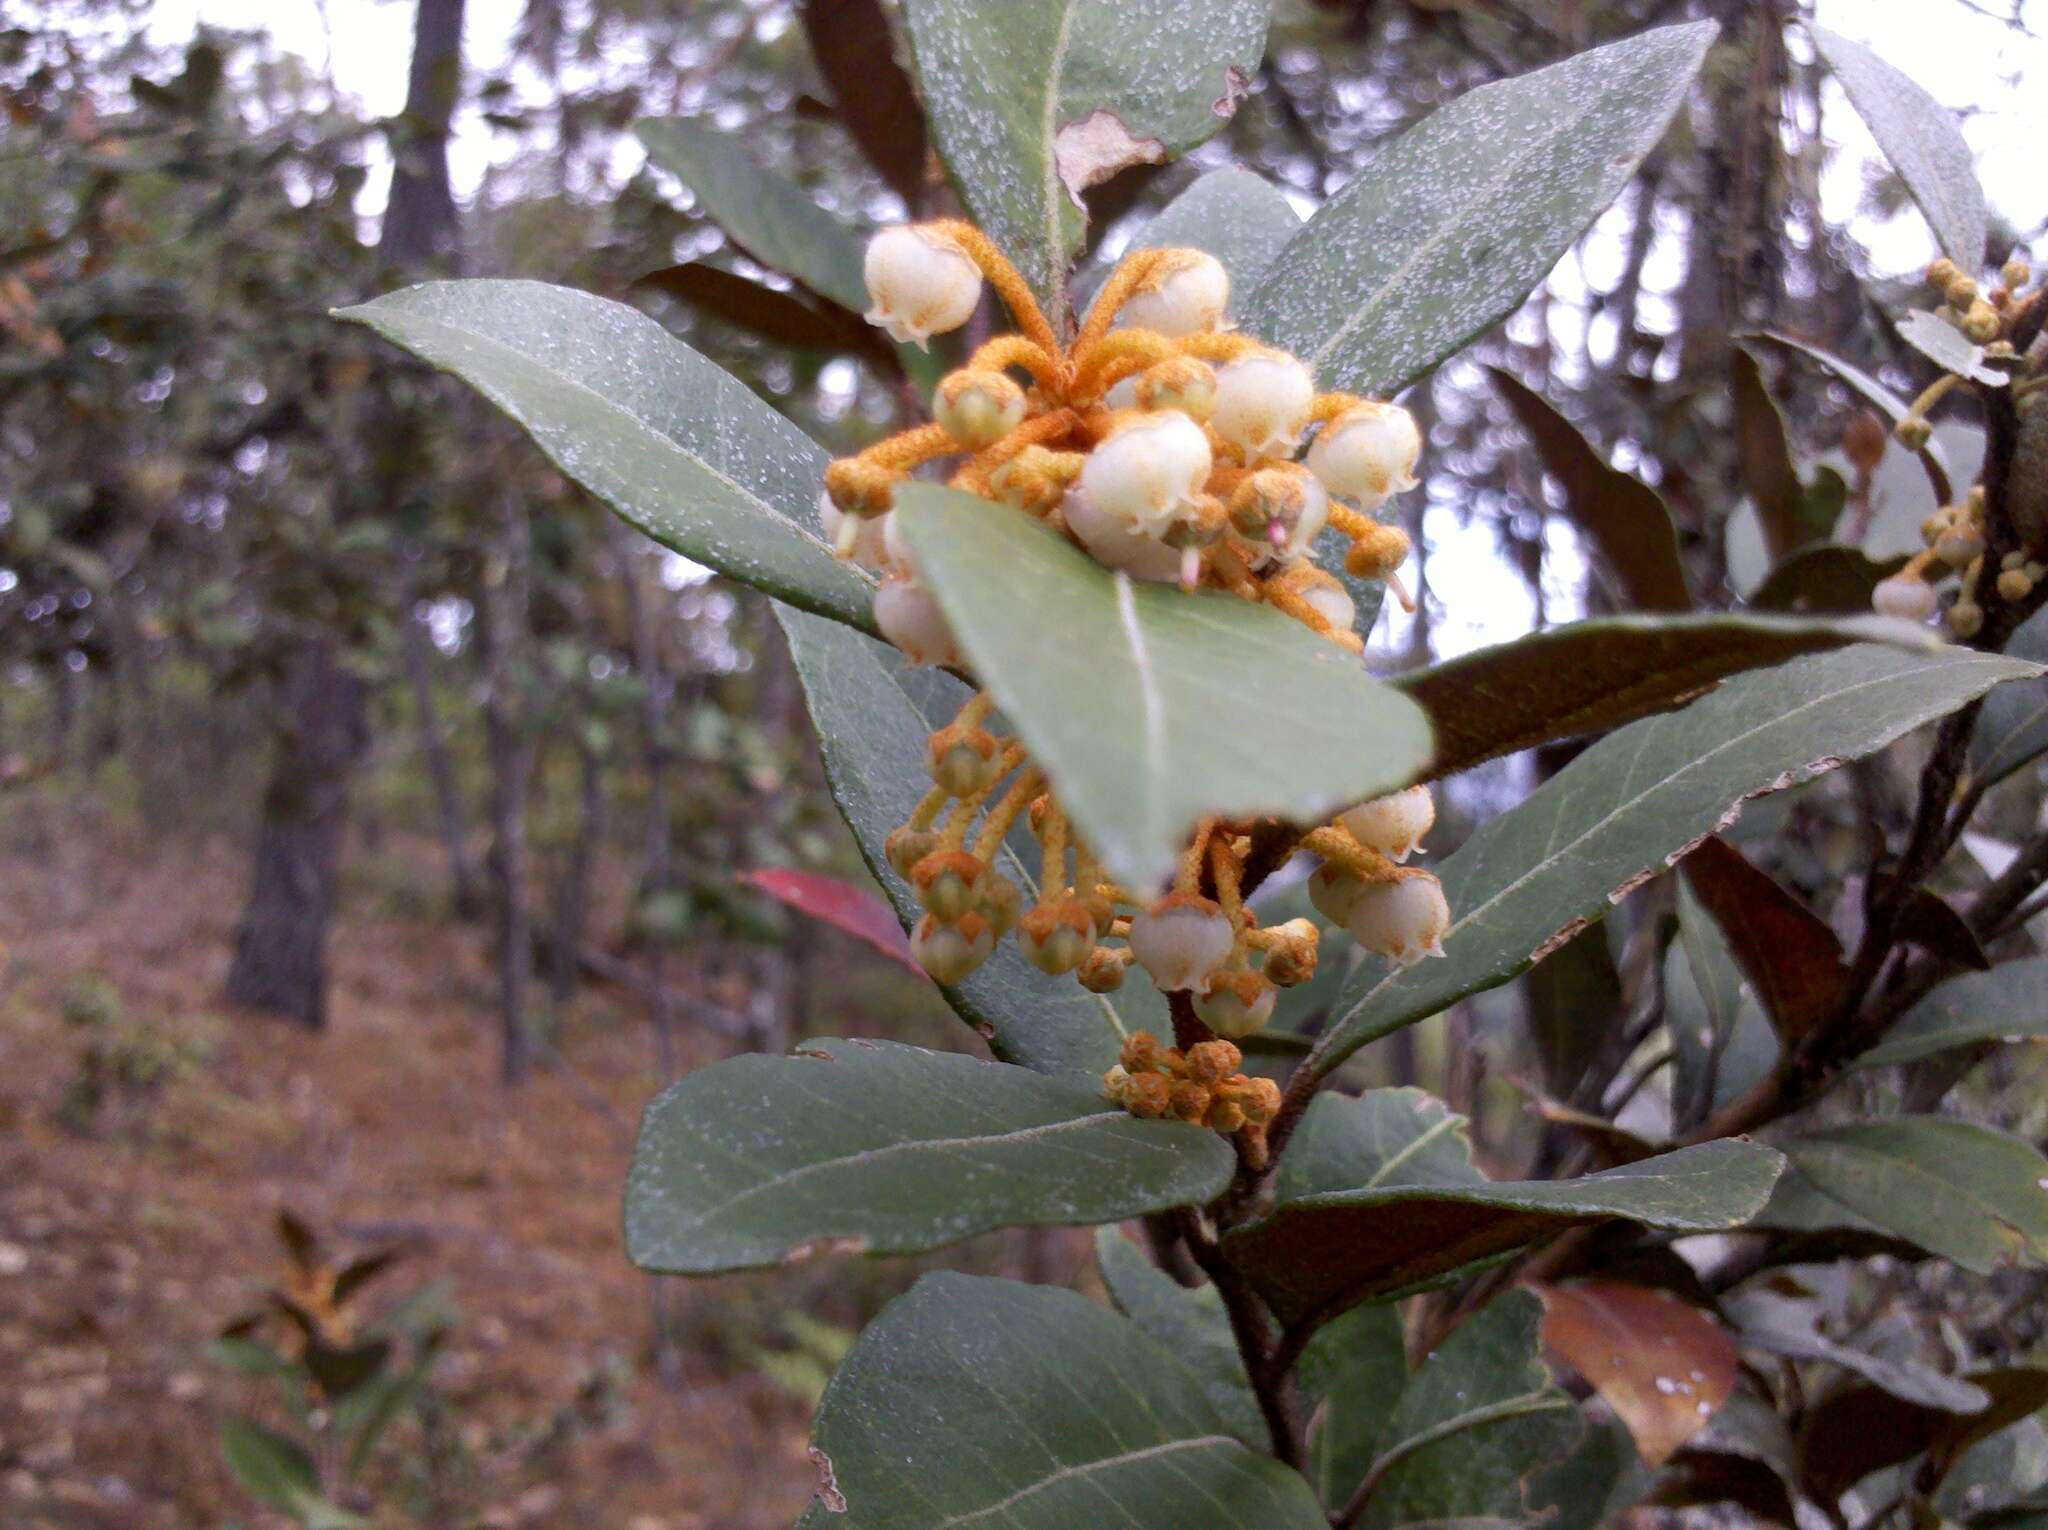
[1810,26,1986,270]
[1797,1367,2048,1507]
[1246,22,1713,397]
[1776,1118,2048,1276]
[1094,1227,1266,1448]
[1743,329,1956,505]
[625,1039,1231,1274]
[799,1272,1328,1527]
[1306,644,2040,1079]
[1668,877,1780,1129]
[636,117,869,313]
[1899,308,2009,387]
[895,485,1434,890]
[1393,612,1939,781]
[1339,1291,1581,1529]
[1731,348,1805,563]
[901,0,1272,322]
[1488,366,1689,612]
[218,1416,347,1522]
[1223,1088,1782,1327]
[1749,545,1909,615]
[1301,1303,1408,1510]
[1856,958,2048,1069]
[775,605,1161,1074]
[1677,836,1848,1045]
[1972,608,2048,788]
[335,281,874,633]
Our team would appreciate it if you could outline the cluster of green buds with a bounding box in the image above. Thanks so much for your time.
[831,218,1450,1137]
[1872,253,2042,635]
[1102,1035,1283,1166]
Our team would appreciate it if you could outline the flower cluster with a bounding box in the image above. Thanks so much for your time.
[1102,1035,1282,1166]
[827,219,1450,1130]
[1872,254,2041,636]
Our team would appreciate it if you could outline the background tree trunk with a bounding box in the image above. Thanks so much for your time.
[402,599,483,918]
[379,0,468,270]
[226,641,370,1027]
[481,495,536,1084]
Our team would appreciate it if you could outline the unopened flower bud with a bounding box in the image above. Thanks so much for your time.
[1338,785,1435,863]
[1946,275,1980,310]
[1842,410,1888,474]
[988,445,1081,514]
[1128,892,1236,993]
[1118,249,1230,338]
[1307,401,1422,507]
[1344,523,1412,581]
[1102,1063,1131,1102]
[1895,416,1932,451]
[1234,1075,1282,1126]
[1079,413,1213,536]
[1061,489,1184,582]
[818,489,891,569]
[935,369,1027,448]
[1130,356,1217,423]
[1307,863,1365,925]
[2003,259,2031,290]
[863,224,981,348]
[1926,257,1961,290]
[1077,946,1128,993]
[1121,1032,1170,1074]
[1261,930,1318,988]
[1122,1070,1172,1118]
[1871,573,1937,623]
[926,723,1002,796]
[875,575,962,668]
[885,825,940,880]
[1274,564,1355,633]
[1999,567,2034,602]
[911,910,994,983]
[981,873,1021,937]
[1194,971,1277,1039]
[1206,1098,1247,1133]
[1343,874,1451,966]
[1169,1080,1212,1124]
[1183,1038,1243,1083]
[1017,898,1097,975]
[1229,464,1329,564]
[1962,301,2001,344]
[1936,525,1985,568]
[1949,600,1984,639]
[1210,350,1315,459]
[909,850,988,921]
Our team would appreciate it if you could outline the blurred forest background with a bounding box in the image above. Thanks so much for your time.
[2,0,2044,1525]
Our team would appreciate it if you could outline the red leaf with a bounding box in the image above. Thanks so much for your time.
[1678,836,1849,1043]
[1535,1279,1738,1466]
[740,868,926,980]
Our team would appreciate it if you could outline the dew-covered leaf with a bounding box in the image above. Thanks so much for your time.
[895,485,1434,890]
[625,1039,1232,1274]
[902,0,1271,322]
[1810,25,1986,270]
[1972,607,2048,788]
[1855,957,2048,1069]
[1774,1118,2048,1276]
[1488,366,1689,611]
[776,605,1162,1075]
[798,1272,1328,1527]
[1333,1291,1581,1529]
[636,116,869,313]
[1392,613,1939,781]
[1536,1280,1737,1466]
[1247,22,1713,397]
[336,281,875,633]
[1899,308,2009,386]
[1094,1227,1265,1448]
[1223,1088,1782,1326]
[1308,645,2038,1077]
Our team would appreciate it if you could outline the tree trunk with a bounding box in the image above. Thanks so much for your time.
[617,535,678,1080]
[379,0,468,270]
[548,721,608,1003]
[480,497,535,1084]
[401,602,483,918]
[227,641,370,1028]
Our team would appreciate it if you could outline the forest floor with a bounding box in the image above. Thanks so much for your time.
[0,785,1070,1529]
